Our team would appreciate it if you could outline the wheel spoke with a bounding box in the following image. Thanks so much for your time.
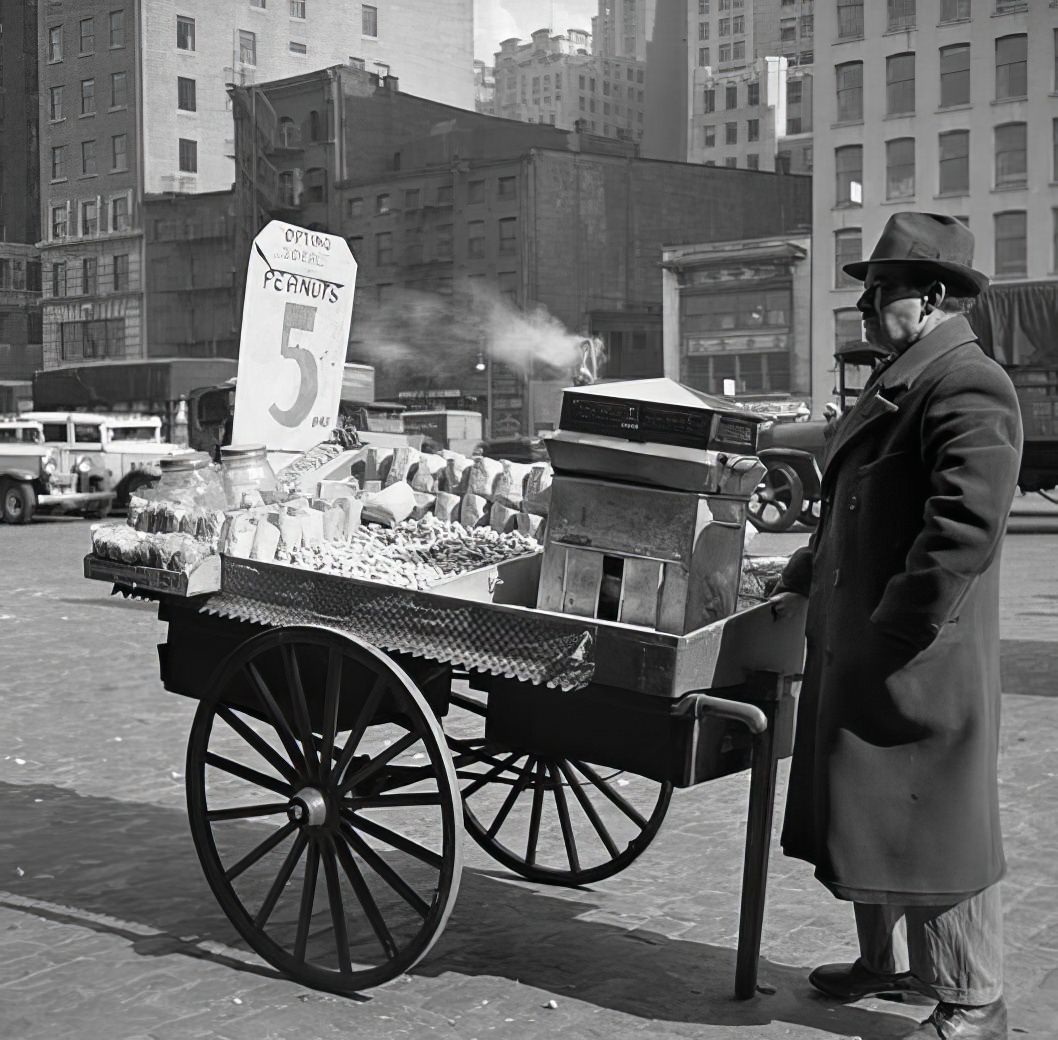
[207,801,289,823]
[333,832,398,959]
[447,736,524,774]
[331,673,388,785]
[254,831,307,928]
[317,648,344,776]
[338,730,420,795]
[525,761,546,867]
[485,755,536,840]
[558,760,621,859]
[321,839,353,974]
[245,662,306,774]
[294,840,320,963]
[339,820,429,918]
[459,751,523,800]
[341,809,443,870]
[349,792,443,810]
[569,760,647,828]
[547,762,581,875]
[448,690,487,717]
[216,706,299,785]
[204,752,292,797]
[224,819,299,882]
[282,644,320,781]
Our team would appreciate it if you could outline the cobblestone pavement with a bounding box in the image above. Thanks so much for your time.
[1,515,1056,1040]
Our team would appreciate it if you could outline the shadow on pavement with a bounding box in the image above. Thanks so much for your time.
[1001,639,1058,697]
[0,780,915,1037]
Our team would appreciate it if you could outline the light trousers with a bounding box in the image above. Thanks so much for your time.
[854,884,1004,1006]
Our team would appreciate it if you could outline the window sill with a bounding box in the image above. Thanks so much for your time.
[362,33,378,41]
[884,112,916,121]
[78,51,95,59]
[936,103,971,113]
[935,190,970,199]
[78,173,99,180]
[49,117,67,125]
[108,105,128,113]
[50,177,69,185]
[992,183,1027,192]
[991,96,1028,106]
[177,108,197,115]
[79,112,96,119]
[177,171,198,177]
[938,18,972,27]
[831,119,864,130]
[109,44,125,51]
[991,5,1029,16]
[834,35,865,45]
[883,24,917,35]
[111,166,129,174]
[832,202,863,212]
[882,196,916,205]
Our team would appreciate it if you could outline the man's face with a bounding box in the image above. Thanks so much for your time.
[856,263,930,351]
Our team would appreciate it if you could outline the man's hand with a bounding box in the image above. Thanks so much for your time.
[768,590,806,618]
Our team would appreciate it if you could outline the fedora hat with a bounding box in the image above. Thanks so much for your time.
[842,212,989,296]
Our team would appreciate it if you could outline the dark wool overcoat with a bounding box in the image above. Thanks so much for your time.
[778,315,1023,904]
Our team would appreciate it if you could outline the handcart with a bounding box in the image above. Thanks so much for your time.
[84,546,805,999]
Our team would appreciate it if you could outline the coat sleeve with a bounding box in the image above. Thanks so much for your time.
[869,358,1023,645]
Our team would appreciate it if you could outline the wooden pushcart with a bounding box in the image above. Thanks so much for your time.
[85,549,805,999]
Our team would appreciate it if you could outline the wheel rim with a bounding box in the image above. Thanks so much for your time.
[5,489,23,519]
[186,627,462,993]
[444,688,672,886]
[748,465,802,532]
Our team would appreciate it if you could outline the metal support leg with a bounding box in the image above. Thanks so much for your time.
[734,685,781,1000]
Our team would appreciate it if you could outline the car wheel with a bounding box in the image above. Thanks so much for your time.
[747,462,804,534]
[1,480,37,524]
[799,498,821,529]
[116,469,159,508]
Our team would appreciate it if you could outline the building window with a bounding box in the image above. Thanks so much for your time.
[82,139,97,176]
[498,217,517,255]
[703,124,715,147]
[886,138,915,199]
[404,187,421,210]
[362,4,377,36]
[290,0,307,17]
[83,257,98,294]
[698,47,710,66]
[113,254,129,291]
[467,180,485,204]
[939,130,969,194]
[834,229,862,288]
[703,88,715,113]
[467,220,485,259]
[110,10,125,48]
[887,0,915,31]
[375,193,390,215]
[347,197,363,218]
[835,145,863,206]
[940,44,970,108]
[733,14,745,34]
[747,81,759,106]
[289,41,307,54]
[52,206,68,239]
[886,53,915,116]
[178,76,196,111]
[112,194,129,230]
[49,26,64,63]
[995,35,1027,100]
[49,86,64,121]
[726,84,737,109]
[940,0,970,21]
[699,21,709,40]
[994,122,1027,189]
[304,168,326,203]
[834,308,863,352]
[111,71,128,108]
[51,146,67,181]
[436,224,453,259]
[436,184,453,205]
[376,231,392,265]
[80,196,97,233]
[732,41,745,61]
[835,61,863,122]
[1053,208,1058,273]
[719,44,731,63]
[837,0,864,38]
[177,16,195,51]
[112,133,128,171]
[81,78,96,116]
[747,118,759,142]
[994,211,1026,278]
[178,138,197,173]
[725,121,737,145]
[80,17,95,55]
[52,262,67,297]
[1054,118,1058,183]
[239,29,256,65]
[497,176,516,199]
[720,17,731,37]
[746,154,759,170]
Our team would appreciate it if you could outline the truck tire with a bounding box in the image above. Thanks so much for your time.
[1,480,37,524]
[747,462,804,534]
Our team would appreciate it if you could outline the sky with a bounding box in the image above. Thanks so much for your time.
[474,1,598,61]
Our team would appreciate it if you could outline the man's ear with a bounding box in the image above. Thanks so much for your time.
[925,281,946,312]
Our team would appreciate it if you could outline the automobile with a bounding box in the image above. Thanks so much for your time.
[0,417,114,523]
[475,435,549,464]
[22,411,192,509]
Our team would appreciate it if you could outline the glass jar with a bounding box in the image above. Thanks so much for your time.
[136,451,227,534]
[219,443,278,507]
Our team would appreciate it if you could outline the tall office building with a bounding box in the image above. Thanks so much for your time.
[811,0,1058,412]
[37,0,474,368]
[594,0,656,61]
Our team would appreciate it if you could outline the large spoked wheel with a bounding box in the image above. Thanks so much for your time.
[444,687,672,886]
[798,496,820,529]
[747,462,804,534]
[186,626,463,994]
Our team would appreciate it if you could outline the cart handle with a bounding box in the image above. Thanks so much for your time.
[676,692,768,735]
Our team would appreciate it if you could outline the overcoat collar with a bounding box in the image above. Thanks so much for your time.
[822,315,980,477]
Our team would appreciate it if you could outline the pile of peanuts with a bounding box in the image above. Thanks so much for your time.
[278,514,539,589]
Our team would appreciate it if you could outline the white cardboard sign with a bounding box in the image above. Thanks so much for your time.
[232,220,357,451]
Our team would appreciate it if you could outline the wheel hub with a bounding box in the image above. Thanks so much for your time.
[287,786,328,827]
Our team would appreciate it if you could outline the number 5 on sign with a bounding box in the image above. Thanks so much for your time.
[232,221,357,452]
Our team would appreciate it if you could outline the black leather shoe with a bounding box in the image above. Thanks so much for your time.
[808,959,920,1001]
[905,998,1007,1039]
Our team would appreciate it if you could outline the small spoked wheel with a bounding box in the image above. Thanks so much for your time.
[747,462,804,534]
[444,688,672,886]
[186,626,462,994]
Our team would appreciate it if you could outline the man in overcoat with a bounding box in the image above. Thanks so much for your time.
[773,213,1022,1040]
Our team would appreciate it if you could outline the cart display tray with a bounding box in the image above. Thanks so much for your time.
[83,553,221,597]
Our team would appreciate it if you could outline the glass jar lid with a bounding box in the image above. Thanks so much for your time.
[220,443,268,461]
[159,451,213,472]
